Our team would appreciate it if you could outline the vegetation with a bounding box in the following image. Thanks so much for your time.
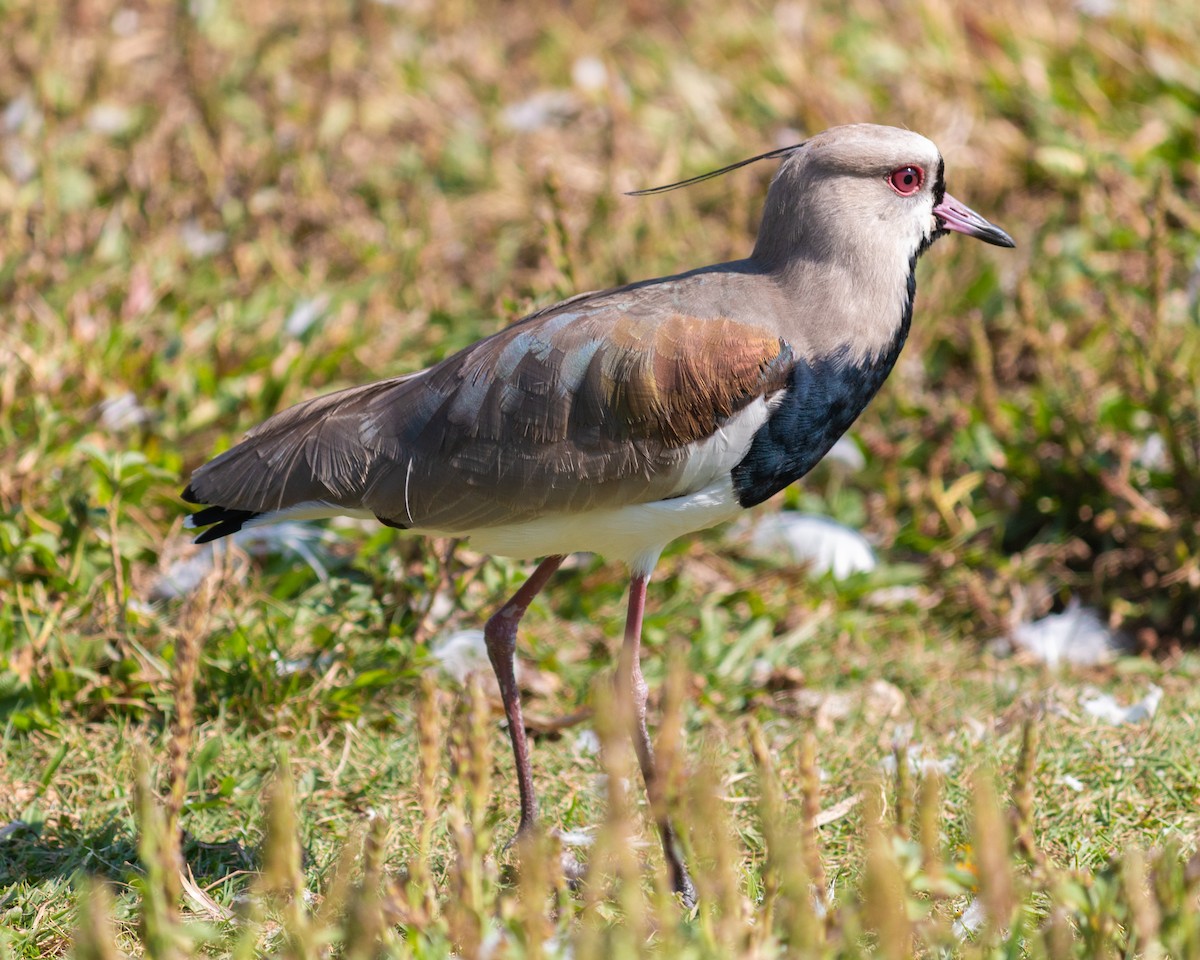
[1,0,1198,955]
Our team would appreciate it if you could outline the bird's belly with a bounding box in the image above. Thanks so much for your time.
[422,479,743,576]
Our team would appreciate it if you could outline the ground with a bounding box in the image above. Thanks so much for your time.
[2,0,1199,956]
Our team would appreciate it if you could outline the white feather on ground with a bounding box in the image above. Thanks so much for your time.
[739,512,877,579]
[429,629,498,686]
[1080,685,1162,724]
[1000,599,1129,667]
[149,522,340,601]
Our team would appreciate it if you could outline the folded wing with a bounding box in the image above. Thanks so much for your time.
[184,298,793,538]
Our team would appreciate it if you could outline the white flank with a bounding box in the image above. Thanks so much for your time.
[194,482,742,577]
[447,480,743,576]
[666,394,779,497]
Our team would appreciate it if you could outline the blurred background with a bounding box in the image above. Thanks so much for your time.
[4,0,1198,650]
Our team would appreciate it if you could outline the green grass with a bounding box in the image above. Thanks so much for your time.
[2,0,1200,955]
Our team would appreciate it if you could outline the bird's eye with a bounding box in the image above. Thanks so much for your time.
[887,165,924,196]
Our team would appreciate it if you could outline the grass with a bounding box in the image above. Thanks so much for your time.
[2,0,1200,955]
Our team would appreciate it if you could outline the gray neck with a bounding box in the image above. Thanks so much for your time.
[748,166,922,364]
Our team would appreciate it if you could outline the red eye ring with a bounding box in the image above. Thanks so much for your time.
[888,165,924,196]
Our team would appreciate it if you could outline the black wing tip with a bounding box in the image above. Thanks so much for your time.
[193,519,249,544]
[185,504,261,544]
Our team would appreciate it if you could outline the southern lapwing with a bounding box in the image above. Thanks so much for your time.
[182,123,1014,906]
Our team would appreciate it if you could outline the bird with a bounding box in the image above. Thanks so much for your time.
[182,123,1014,907]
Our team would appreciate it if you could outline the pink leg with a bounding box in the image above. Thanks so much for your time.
[484,555,565,836]
[620,572,697,907]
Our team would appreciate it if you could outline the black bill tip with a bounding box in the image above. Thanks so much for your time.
[934,193,1015,248]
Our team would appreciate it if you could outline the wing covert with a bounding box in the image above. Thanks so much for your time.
[360,308,792,528]
[184,297,796,535]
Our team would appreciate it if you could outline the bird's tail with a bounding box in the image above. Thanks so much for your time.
[182,375,414,543]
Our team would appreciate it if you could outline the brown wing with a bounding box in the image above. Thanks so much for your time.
[184,299,792,533]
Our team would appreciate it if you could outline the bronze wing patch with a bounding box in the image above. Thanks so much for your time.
[585,313,792,448]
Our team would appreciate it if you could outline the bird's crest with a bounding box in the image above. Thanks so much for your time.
[626,142,805,196]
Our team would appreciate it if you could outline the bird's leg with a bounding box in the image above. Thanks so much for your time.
[620,572,698,908]
[484,554,565,839]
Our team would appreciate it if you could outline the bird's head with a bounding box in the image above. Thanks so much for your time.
[630,123,1014,272]
[755,123,1014,268]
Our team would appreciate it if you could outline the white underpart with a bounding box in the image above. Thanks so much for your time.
[666,393,780,497]
[446,479,743,576]
[205,484,742,578]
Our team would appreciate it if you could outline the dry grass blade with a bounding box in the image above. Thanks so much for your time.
[513,826,566,960]
[1010,712,1048,876]
[445,677,493,956]
[72,881,124,960]
[259,755,315,960]
[576,679,648,960]
[972,769,1016,937]
[918,770,944,888]
[162,580,210,908]
[133,753,185,960]
[748,720,824,952]
[686,751,743,946]
[798,731,829,905]
[343,814,389,960]
[313,825,363,932]
[178,865,235,923]
[861,822,912,960]
[403,671,445,926]
[1123,847,1163,960]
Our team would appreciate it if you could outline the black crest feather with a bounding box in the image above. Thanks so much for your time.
[626,142,805,196]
